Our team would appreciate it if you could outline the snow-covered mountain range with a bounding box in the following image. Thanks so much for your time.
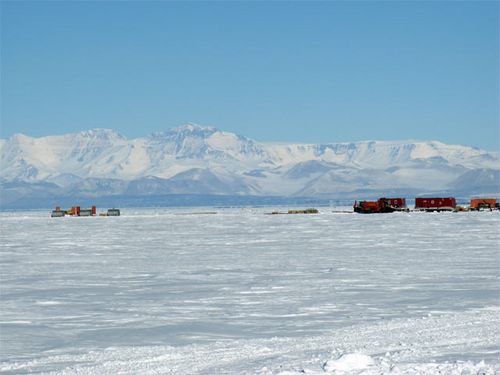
[1,124,499,207]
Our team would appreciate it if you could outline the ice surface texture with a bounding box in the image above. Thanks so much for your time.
[0,209,499,374]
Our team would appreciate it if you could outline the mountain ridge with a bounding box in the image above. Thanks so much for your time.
[1,124,498,207]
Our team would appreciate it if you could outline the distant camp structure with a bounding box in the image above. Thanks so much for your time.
[353,197,498,214]
[267,208,319,215]
[51,206,120,217]
[106,208,121,216]
[50,197,499,218]
[287,208,319,214]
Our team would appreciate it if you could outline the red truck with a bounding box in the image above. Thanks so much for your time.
[414,197,456,212]
[354,198,407,214]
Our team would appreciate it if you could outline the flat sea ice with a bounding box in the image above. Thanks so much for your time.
[0,208,498,374]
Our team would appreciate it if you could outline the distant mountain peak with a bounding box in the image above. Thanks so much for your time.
[149,123,221,141]
[8,133,30,143]
[174,123,218,132]
[168,123,220,137]
[78,128,126,141]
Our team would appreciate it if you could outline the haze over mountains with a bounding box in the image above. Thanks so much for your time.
[1,124,498,208]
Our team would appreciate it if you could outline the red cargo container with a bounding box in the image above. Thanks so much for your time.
[381,198,407,209]
[415,197,456,211]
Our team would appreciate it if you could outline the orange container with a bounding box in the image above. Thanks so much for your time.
[470,198,496,209]
[354,200,380,213]
[363,201,379,209]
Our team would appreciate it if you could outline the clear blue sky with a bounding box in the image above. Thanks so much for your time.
[1,1,498,150]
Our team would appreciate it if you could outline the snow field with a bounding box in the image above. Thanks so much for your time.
[0,208,499,374]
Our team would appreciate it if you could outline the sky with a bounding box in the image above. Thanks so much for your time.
[1,1,498,150]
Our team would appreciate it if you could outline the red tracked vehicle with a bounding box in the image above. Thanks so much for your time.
[353,198,407,214]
